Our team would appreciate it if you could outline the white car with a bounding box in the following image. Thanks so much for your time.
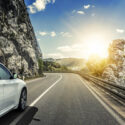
[0,63,27,117]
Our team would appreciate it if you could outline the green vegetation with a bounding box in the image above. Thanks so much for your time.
[38,58,70,73]
[43,60,69,72]
[38,58,44,75]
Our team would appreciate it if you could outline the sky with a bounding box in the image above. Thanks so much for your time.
[24,0,125,59]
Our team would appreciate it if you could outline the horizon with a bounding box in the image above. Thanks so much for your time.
[43,57,86,60]
[24,0,125,59]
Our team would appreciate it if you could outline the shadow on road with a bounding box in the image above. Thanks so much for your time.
[0,106,38,125]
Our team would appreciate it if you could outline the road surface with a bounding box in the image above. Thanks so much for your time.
[0,73,122,125]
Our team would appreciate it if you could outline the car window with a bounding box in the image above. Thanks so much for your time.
[0,64,11,80]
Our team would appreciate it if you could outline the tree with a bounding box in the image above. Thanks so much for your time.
[43,60,69,72]
[38,58,43,75]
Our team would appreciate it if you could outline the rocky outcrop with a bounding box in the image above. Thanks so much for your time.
[0,0,42,77]
[102,39,125,86]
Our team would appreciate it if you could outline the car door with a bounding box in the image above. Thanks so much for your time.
[0,64,18,110]
[0,77,4,113]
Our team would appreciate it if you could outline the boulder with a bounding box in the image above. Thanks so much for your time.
[102,39,125,86]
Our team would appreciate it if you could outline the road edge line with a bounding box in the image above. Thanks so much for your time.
[78,75,125,125]
[26,75,48,84]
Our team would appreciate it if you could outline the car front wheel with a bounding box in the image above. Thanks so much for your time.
[18,88,27,111]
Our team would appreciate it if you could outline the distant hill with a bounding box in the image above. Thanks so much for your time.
[55,58,86,70]
[43,58,56,62]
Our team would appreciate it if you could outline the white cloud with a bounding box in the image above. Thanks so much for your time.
[57,46,73,52]
[51,31,56,37]
[116,29,124,33]
[92,5,95,8]
[45,53,64,59]
[39,32,47,36]
[77,11,85,15]
[39,31,56,37]
[57,44,82,52]
[84,4,90,9]
[28,0,56,14]
[60,32,72,38]
[28,5,36,14]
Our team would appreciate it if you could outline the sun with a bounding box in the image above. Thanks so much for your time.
[87,42,107,57]
[82,34,108,59]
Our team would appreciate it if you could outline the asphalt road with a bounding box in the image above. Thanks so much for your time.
[0,73,121,125]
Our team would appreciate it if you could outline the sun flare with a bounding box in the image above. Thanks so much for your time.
[82,34,109,59]
[87,41,107,57]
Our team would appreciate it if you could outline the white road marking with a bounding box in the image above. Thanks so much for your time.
[10,74,62,125]
[30,74,62,106]
[78,75,125,125]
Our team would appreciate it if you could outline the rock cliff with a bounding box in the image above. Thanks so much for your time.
[0,0,42,77]
[102,39,125,86]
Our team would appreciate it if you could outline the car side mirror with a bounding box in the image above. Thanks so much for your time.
[13,73,18,79]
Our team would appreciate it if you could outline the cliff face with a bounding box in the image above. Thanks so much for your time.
[0,0,42,77]
[102,39,125,86]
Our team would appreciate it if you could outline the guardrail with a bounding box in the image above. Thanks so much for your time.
[78,72,125,102]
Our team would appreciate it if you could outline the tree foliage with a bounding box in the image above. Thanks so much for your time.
[38,58,43,75]
[43,61,69,72]
[86,55,109,76]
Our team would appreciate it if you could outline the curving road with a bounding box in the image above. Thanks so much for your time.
[0,73,122,125]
